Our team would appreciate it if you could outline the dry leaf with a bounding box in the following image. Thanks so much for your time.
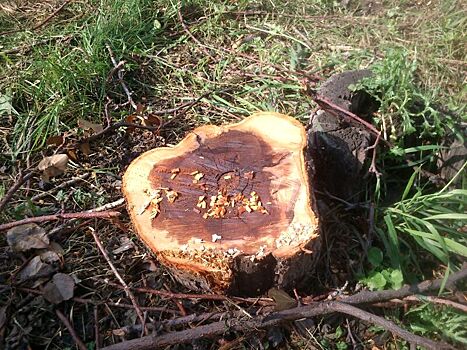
[17,256,56,283]
[78,119,104,134]
[37,154,69,181]
[267,288,297,311]
[43,273,75,304]
[6,223,49,252]
[46,135,64,146]
[79,142,91,156]
[112,237,135,255]
[66,149,78,162]
[141,113,161,127]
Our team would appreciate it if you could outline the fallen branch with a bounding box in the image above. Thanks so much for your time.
[332,266,467,306]
[88,227,147,335]
[0,171,36,212]
[101,267,466,350]
[101,300,451,350]
[0,210,120,232]
[402,295,467,313]
[55,308,88,350]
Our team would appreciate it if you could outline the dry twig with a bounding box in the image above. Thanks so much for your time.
[88,227,147,335]
[0,172,36,212]
[106,44,137,110]
[101,279,273,305]
[30,173,91,202]
[0,210,120,232]
[55,309,88,350]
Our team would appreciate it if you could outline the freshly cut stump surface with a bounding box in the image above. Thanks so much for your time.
[123,112,320,295]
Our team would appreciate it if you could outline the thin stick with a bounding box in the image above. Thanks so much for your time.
[30,173,91,202]
[100,279,273,305]
[402,295,467,313]
[48,198,125,236]
[0,172,36,212]
[106,44,137,110]
[33,0,73,31]
[88,227,147,334]
[0,210,120,232]
[16,287,178,314]
[94,306,101,350]
[55,309,88,350]
[313,94,390,146]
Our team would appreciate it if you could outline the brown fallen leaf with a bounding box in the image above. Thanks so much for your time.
[46,135,64,147]
[43,273,75,304]
[79,142,91,156]
[267,288,297,311]
[17,255,56,283]
[141,113,161,127]
[6,223,49,252]
[37,154,69,181]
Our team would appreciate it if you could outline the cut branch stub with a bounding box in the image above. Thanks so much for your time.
[123,112,320,295]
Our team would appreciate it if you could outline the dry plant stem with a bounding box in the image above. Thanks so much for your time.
[0,172,35,212]
[366,132,382,177]
[159,90,214,127]
[88,227,147,335]
[15,287,178,314]
[114,310,247,335]
[100,301,450,350]
[313,95,390,146]
[48,198,125,236]
[402,296,467,313]
[95,306,101,350]
[33,0,73,31]
[55,309,88,350]
[30,173,91,202]
[100,268,466,350]
[0,210,120,232]
[102,280,273,305]
[106,44,137,110]
[177,1,215,60]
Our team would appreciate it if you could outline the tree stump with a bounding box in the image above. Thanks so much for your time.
[123,112,320,296]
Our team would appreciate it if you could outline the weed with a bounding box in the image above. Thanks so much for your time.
[406,303,467,346]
